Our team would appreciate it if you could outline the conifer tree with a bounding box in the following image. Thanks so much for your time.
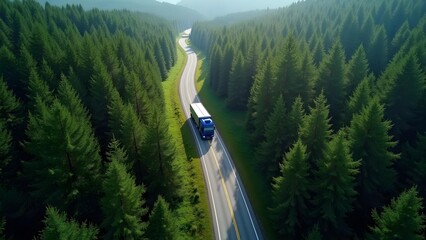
[218,45,234,97]
[146,196,178,240]
[256,95,287,180]
[57,76,90,125]
[89,57,115,151]
[368,187,425,240]
[346,45,370,96]
[313,130,360,238]
[27,68,53,110]
[345,76,373,123]
[316,41,346,124]
[124,72,151,124]
[298,51,316,105]
[208,45,222,91]
[275,35,301,107]
[0,120,11,176]
[227,53,247,109]
[251,60,276,144]
[143,108,179,202]
[368,26,388,76]
[39,207,98,240]
[119,104,146,185]
[299,93,332,171]
[24,99,102,218]
[285,96,306,150]
[385,53,425,140]
[270,140,310,239]
[101,140,147,240]
[405,133,426,199]
[0,77,21,130]
[348,98,398,217]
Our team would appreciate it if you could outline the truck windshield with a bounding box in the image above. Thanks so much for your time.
[204,127,215,132]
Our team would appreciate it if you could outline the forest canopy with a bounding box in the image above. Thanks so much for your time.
[191,0,426,238]
[0,0,207,239]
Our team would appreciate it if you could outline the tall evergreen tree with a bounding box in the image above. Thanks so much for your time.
[0,120,11,176]
[89,57,115,151]
[298,51,316,105]
[27,68,53,110]
[348,98,398,218]
[39,207,98,240]
[346,45,370,96]
[316,41,346,125]
[385,53,426,141]
[143,108,180,203]
[270,140,311,239]
[367,187,425,240]
[405,133,426,199]
[217,45,234,97]
[345,76,373,123]
[313,130,360,238]
[299,93,332,171]
[146,196,178,240]
[24,99,102,219]
[0,77,21,129]
[251,60,276,144]
[275,35,301,107]
[101,140,147,240]
[227,53,247,109]
[256,95,287,180]
[368,26,389,76]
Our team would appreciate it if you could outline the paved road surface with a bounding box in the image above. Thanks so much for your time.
[178,32,263,240]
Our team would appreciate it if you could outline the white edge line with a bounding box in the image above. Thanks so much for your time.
[216,131,261,240]
[178,40,222,240]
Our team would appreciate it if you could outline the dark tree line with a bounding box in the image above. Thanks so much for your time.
[0,0,201,239]
[191,0,426,238]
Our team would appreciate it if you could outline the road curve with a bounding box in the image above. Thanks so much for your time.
[178,32,263,240]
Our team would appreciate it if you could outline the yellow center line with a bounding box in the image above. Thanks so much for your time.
[210,141,241,240]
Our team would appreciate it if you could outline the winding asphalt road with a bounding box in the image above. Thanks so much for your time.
[178,32,263,240]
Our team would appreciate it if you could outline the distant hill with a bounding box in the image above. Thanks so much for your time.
[37,0,203,31]
[177,0,297,19]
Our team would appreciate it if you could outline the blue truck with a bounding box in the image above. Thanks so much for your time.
[190,103,215,139]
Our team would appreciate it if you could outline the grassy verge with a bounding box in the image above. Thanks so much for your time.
[162,42,213,239]
[191,45,276,240]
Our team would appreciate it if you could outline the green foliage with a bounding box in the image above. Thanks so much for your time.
[405,134,426,199]
[39,207,98,240]
[313,130,360,238]
[249,60,276,144]
[299,93,332,170]
[368,187,425,240]
[227,53,247,109]
[270,140,311,239]
[349,98,399,214]
[24,99,102,217]
[384,53,426,140]
[101,140,147,240]
[0,77,21,129]
[146,196,178,240]
[0,120,11,175]
[346,45,370,96]
[316,41,346,125]
[345,76,373,123]
[143,108,180,203]
[256,95,287,180]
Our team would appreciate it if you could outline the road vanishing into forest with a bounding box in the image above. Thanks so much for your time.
[178,31,263,240]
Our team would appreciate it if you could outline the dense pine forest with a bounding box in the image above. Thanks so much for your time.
[191,0,426,239]
[0,0,208,239]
